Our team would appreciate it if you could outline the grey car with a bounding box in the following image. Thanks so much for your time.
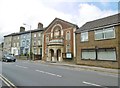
[2,54,16,62]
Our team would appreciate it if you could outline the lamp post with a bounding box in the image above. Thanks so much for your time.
[23,23,32,60]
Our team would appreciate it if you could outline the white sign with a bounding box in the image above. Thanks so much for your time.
[66,53,72,58]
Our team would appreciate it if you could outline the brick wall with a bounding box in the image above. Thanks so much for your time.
[76,25,119,68]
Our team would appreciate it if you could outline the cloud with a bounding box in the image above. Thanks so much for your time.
[75,3,117,27]
[0,1,118,43]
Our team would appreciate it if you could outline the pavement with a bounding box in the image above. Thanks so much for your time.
[33,60,120,75]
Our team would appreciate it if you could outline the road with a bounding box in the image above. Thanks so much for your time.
[1,60,119,88]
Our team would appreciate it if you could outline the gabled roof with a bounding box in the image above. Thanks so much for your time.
[45,18,79,31]
[76,13,120,33]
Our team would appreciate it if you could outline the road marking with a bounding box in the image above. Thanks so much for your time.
[16,65,28,69]
[3,63,14,65]
[35,70,62,78]
[0,74,17,88]
[83,81,108,88]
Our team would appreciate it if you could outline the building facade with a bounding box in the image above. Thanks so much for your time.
[20,32,31,56]
[43,18,78,62]
[31,23,44,60]
[11,34,20,55]
[4,34,13,54]
[75,13,120,68]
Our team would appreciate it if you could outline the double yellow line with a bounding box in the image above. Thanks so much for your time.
[0,74,17,88]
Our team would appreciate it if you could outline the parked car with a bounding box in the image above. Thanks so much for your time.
[2,54,16,62]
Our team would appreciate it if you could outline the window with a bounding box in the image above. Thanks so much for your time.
[17,43,19,47]
[95,27,115,40]
[46,36,49,44]
[14,43,16,47]
[81,49,96,60]
[66,44,70,53]
[66,32,70,40]
[53,26,61,38]
[22,41,25,46]
[34,34,36,37]
[34,48,37,54]
[104,27,115,39]
[26,40,30,46]
[38,40,41,45]
[98,48,116,61]
[34,41,36,45]
[81,32,88,42]
[40,48,42,55]
[38,33,41,37]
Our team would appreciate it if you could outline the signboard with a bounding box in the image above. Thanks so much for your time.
[66,53,72,59]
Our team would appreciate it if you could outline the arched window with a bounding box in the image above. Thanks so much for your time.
[53,26,61,38]
[46,35,49,44]
[66,31,70,40]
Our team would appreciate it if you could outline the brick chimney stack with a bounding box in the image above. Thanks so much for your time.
[38,22,43,29]
[20,26,25,32]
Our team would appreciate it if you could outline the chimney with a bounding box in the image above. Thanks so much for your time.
[20,26,25,32]
[38,22,43,29]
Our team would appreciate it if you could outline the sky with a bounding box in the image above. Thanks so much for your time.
[0,0,119,43]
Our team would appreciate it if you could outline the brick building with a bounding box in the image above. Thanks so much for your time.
[43,18,78,62]
[75,13,120,68]
[31,23,44,60]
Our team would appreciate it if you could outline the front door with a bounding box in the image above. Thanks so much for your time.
[57,49,61,61]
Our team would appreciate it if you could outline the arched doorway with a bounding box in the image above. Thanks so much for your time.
[50,49,54,61]
[57,49,61,61]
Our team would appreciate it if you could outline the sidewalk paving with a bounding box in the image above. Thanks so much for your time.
[39,61,120,75]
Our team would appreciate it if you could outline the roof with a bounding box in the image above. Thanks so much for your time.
[46,18,79,30]
[4,28,45,37]
[76,13,120,33]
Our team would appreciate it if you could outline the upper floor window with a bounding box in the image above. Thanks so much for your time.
[14,43,16,47]
[17,43,19,47]
[38,33,41,37]
[66,44,70,52]
[53,26,61,38]
[34,41,36,46]
[95,27,115,40]
[66,32,70,40]
[38,40,41,45]
[26,40,30,46]
[34,34,36,37]
[46,35,49,44]
[81,32,88,42]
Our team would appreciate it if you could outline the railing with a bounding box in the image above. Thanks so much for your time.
[48,39,64,45]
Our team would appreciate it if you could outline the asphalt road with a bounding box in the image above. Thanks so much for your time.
[1,60,119,87]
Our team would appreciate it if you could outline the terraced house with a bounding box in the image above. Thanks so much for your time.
[4,33,13,54]
[43,18,78,62]
[75,13,120,68]
[31,23,44,60]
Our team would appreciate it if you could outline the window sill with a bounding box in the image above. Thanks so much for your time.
[95,37,116,41]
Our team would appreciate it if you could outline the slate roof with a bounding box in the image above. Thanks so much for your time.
[76,13,120,33]
[4,28,45,37]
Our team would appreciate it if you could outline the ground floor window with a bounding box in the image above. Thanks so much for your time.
[81,49,96,60]
[81,48,116,61]
[98,48,116,61]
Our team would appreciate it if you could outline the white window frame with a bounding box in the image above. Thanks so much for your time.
[34,34,36,37]
[81,32,88,42]
[66,31,70,40]
[81,49,96,60]
[95,27,115,40]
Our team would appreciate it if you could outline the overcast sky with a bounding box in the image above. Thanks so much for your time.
[0,0,119,43]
